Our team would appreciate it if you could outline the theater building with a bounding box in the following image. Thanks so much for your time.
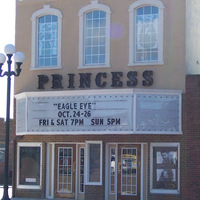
[13,0,186,199]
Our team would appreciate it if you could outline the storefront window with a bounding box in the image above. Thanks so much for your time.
[86,141,102,185]
[150,143,180,194]
[17,143,42,189]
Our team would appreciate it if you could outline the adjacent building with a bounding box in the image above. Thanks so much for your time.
[185,0,200,199]
[13,0,186,199]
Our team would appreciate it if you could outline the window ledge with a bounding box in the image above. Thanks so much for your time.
[78,64,111,69]
[150,189,180,194]
[30,66,62,71]
[85,182,102,186]
[128,61,164,67]
[17,185,41,190]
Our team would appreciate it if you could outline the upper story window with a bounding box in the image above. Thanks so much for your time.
[129,0,164,66]
[31,5,62,70]
[78,0,111,69]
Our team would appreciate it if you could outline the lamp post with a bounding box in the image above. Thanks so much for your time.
[0,44,25,200]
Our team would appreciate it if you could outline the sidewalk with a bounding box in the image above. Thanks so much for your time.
[0,187,75,200]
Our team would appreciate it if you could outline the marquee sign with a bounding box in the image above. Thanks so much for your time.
[27,94,133,133]
[16,89,182,135]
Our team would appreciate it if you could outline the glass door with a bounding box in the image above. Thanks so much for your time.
[117,145,141,200]
[54,144,76,199]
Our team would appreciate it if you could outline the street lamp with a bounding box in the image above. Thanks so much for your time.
[0,44,25,200]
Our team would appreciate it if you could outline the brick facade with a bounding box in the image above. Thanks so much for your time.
[13,132,187,199]
[185,75,200,200]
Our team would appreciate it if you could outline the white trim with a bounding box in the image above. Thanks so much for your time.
[150,142,180,194]
[31,5,62,70]
[115,144,118,200]
[15,88,182,100]
[51,144,55,198]
[46,144,50,198]
[85,141,103,185]
[105,144,109,200]
[17,142,42,189]
[45,143,55,199]
[140,144,144,200]
[78,1,111,69]
[15,89,134,99]
[76,145,78,198]
[128,0,164,66]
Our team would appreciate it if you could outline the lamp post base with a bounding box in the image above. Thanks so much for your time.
[1,185,10,200]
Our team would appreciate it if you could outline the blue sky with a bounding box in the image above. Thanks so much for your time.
[0,0,15,118]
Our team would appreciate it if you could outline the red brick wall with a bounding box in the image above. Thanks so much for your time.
[185,75,200,200]
[11,87,190,200]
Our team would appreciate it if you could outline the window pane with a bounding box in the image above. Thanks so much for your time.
[92,55,98,64]
[94,19,100,27]
[19,147,41,186]
[121,148,137,195]
[38,15,58,67]
[135,6,159,62]
[110,148,116,194]
[100,11,106,18]
[137,7,143,15]
[93,10,100,18]
[144,6,151,14]
[85,56,91,64]
[99,55,105,63]
[89,144,100,182]
[86,12,92,19]
[84,10,106,65]
[85,47,92,55]
[0,149,5,162]
[79,148,85,193]
[93,46,98,54]
[152,6,158,14]
[58,147,73,193]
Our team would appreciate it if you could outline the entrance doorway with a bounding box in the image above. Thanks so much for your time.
[106,144,147,200]
[54,144,76,198]
[47,144,85,200]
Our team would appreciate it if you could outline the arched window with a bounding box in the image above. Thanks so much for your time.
[129,0,164,66]
[78,0,111,69]
[31,5,62,69]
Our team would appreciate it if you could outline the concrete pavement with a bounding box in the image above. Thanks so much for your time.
[0,186,76,199]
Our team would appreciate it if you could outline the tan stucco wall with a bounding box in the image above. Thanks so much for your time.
[15,0,185,94]
[186,0,200,74]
